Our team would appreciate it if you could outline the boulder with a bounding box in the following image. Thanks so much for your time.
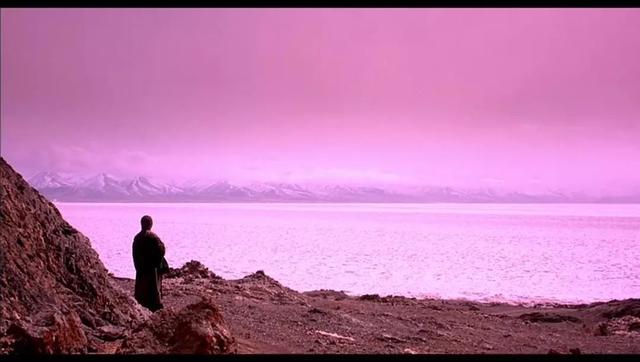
[4,308,87,354]
[165,260,221,281]
[358,294,381,301]
[118,298,236,354]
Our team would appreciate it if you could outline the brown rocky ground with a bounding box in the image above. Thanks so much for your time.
[114,261,640,354]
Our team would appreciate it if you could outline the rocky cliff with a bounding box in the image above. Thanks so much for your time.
[0,158,235,354]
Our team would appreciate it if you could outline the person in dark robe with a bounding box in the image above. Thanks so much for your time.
[132,215,166,312]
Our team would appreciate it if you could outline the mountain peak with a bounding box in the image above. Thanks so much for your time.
[23,170,640,203]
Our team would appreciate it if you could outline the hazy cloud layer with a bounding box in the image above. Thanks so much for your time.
[2,9,640,195]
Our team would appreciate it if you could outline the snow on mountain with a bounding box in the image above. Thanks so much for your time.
[195,181,252,200]
[26,171,638,203]
[246,182,315,201]
[309,185,359,200]
[71,173,130,200]
[79,173,122,190]
[125,176,166,197]
[28,171,81,189]
[161,183,186,195]
[306,184,409,202]
[180,178,214,194]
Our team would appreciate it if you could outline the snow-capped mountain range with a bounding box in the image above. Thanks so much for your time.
[25,171,640,203]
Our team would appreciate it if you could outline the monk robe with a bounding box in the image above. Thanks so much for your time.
[132,230,166,311]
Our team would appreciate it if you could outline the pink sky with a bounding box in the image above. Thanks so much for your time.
[2,9,640,194]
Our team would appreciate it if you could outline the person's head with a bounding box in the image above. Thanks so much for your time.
[141,215,153,231]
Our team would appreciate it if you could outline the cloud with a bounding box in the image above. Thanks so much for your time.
[15,144,163,179]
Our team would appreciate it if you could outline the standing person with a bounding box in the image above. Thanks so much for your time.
[132,215,166,312]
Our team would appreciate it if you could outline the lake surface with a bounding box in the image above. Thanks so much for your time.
[55,202,640,305]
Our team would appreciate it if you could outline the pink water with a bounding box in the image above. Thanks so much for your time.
[55,202,640,305]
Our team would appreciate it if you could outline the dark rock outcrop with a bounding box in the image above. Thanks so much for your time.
[518,312,582,324]
[601,299,640,319]
[117,299,236,354]
[0,157,142,352]
[4,308,88,354]
[0,158,235,354]
[235,270,291,294]
[165,260,222,281]
[358,294,381,301]
[303,290,350,301]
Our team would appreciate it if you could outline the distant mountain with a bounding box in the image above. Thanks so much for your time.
[248,182,316,201]
[308,184,406,202]
[28,171,77,189]
[26,171,640,203]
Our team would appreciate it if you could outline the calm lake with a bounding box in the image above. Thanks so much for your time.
[55,202,640,305]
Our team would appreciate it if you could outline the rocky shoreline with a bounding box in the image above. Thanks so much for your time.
[107,261,640,354]
[1,156,639,354]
